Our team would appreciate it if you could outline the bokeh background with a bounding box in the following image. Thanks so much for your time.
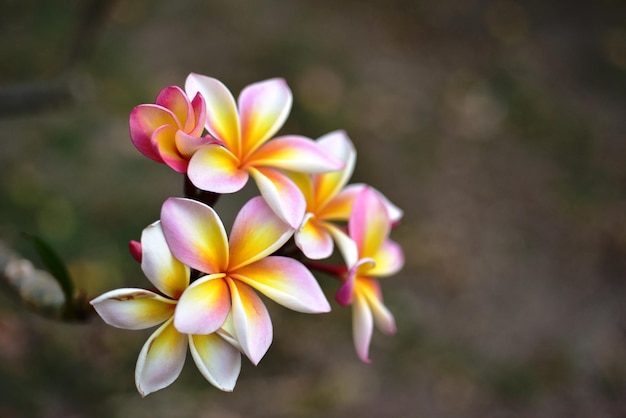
[1,0,625,417]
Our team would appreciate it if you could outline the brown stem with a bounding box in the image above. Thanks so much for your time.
[184,175,220,207]
[303,260,348,280]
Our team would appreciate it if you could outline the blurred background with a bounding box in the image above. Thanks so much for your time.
[1,0,625,416]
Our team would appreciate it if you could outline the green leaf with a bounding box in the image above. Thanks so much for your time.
[22,233,74,304]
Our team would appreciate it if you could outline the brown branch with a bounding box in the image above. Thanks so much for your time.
[0,79,78,117]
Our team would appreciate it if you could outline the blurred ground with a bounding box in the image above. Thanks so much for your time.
[1,0,625,417]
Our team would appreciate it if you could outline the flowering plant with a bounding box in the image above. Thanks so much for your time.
[91,73,405,396]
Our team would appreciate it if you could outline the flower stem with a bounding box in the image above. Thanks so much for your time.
[184,175,220,207]
[303,260,348,280]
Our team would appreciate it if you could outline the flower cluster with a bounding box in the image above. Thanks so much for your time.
[90,73,404,396]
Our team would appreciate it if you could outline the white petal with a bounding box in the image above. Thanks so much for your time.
[190,333,242,391]
[141,221,190,299]
[90,288,176,330]
[135,318,188,396]
[352,292,373,364]
[226,279,273,365]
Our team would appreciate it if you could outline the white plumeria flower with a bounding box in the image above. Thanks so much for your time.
[335,187,405,363]
[90,222,241,397]
[184,73,344,228]
[161,195,331,365]
[291,130,403,262]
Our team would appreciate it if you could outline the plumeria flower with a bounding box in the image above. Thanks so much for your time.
[130,85,214,173]
[292,131,403,262]
[335,187,404,363]
[184,73,344,228]
[90,222,241,396]
[161,195,331,365]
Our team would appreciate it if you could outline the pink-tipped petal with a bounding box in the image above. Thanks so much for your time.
[175,131,215,159]
[174,274,230,335]
[228,196,294,271]
[141,221,189,299]
[295,215,334,260]
[153,124,187,173]
[238,78,292,157]
[349,187,391,259]
[155,86,189,129]
[359,278,397,335]
[226,278,272,365]
[189,333,242,392]
[249,136,344,173]
[129,104,177,162]
[185,73,241,156]
[189,92,207,136]
[90,288,176,330]
[316,130,355,162]
[161,197,229,274]
[376,192,403,224]
[231,256,330,313]
[352,291,373,363]
[369,239,405,277]
[334,184,403,222]
[135,318,188,397]
[249,166,306,229]
[313,131,356,210]
[187,144,249,193]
